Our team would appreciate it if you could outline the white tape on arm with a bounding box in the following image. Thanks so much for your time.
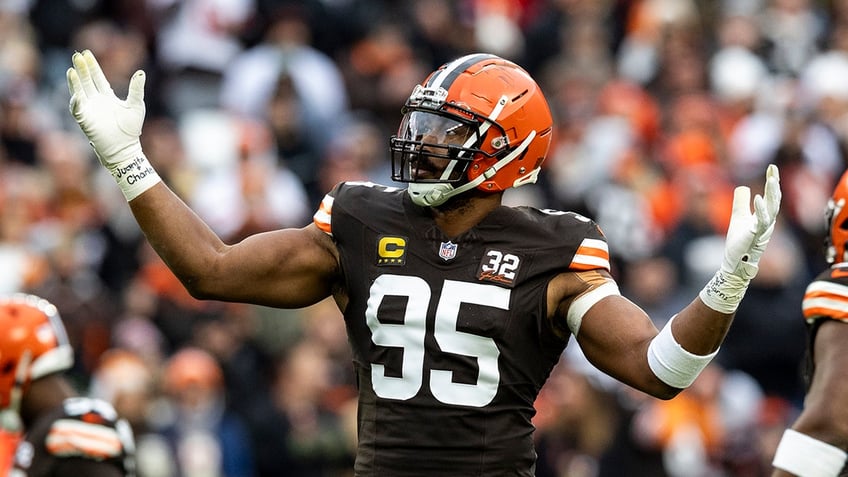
[699,269,751,314]
[647,315,718,389]
[567,281,620,336]
[107,151,161,201]
[772,429,847,477]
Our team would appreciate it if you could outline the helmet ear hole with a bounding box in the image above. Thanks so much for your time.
[0,362,13,376]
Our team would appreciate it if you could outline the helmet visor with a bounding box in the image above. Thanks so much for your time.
[390,111,480,183]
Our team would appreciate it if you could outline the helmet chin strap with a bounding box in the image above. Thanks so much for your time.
[407,131,537,207]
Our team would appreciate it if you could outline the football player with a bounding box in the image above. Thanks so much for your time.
[0,294,135,477]
[771,170,848,477]
[67,50,780,476]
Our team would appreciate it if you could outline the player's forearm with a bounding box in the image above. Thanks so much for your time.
[671,298,734,355]
[128,182,228,295]
[643,166,780,392]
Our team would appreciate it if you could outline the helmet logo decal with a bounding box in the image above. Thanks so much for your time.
[439,241,458,261]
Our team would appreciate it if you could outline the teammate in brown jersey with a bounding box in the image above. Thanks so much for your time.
[0,294,135,477]
[67,50,780,476]
[772,170,848,477]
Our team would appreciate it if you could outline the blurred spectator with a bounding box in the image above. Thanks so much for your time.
[0,70,41,167]
[338,16,431,135]
[151,0,255,116]
[0,165,50,295]
[89,348,157,435]
[716,225,809,403]
[245,338,355,477]
[192,304,276,428]
[627,364,764,477]
[760,0,826,76]
[659,164,735,295]
[472,0,526,59]
[262,72,330,206]
[89,348,169,477]
[406,0,474,69]
[220,3,348,136]
[616,0,700,87]
[317,113,393,196]
[710,46,788,183]
[715,0,768,54]
[152,346,256,477]
[533,356,620,477]
[619,255,689,323]
[179,110,311,240]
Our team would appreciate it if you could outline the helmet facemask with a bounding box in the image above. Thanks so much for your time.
[390,85,513,207]
[392,110,488,184]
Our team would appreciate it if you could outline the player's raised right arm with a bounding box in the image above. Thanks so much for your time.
[67,50,340,308]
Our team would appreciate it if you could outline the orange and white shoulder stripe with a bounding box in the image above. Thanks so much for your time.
[313,194,334,236]
[802,280,848,323]
[45,419,123,460]
[570,238,610,271]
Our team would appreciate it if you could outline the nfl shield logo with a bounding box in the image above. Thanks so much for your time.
[439,241,458,261]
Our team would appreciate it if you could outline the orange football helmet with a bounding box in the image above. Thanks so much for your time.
[0,294,73,411]
[826,169,848,264]
[390,53,553,206]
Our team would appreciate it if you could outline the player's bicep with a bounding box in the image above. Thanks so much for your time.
[574,294,664,392]
[206,223,341,308]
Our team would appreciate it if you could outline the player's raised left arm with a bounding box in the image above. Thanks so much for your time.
[573,165,781,398]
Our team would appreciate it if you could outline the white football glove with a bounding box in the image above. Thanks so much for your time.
[67,49,160,201]
[700,164,781,313]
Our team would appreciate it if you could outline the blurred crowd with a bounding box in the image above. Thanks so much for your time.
[1,0,845,475]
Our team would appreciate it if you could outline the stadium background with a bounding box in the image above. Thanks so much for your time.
[1,0,844,475]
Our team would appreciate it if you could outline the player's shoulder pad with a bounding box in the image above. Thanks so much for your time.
[316,181,404,234]
[803,265,848,323]
[507,207,610,271]
[45,397,133,461]
[330,181,404,201]
[524,207,607,239]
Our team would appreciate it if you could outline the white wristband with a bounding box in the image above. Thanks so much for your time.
[647,315,718,389]
[698,269,751,314]
[772,429,847,477]
[107,151,161,201]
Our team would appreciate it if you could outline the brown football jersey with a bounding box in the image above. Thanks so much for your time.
[314,182,610,476]
[802,264,848,324]
[12,397,135,477]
